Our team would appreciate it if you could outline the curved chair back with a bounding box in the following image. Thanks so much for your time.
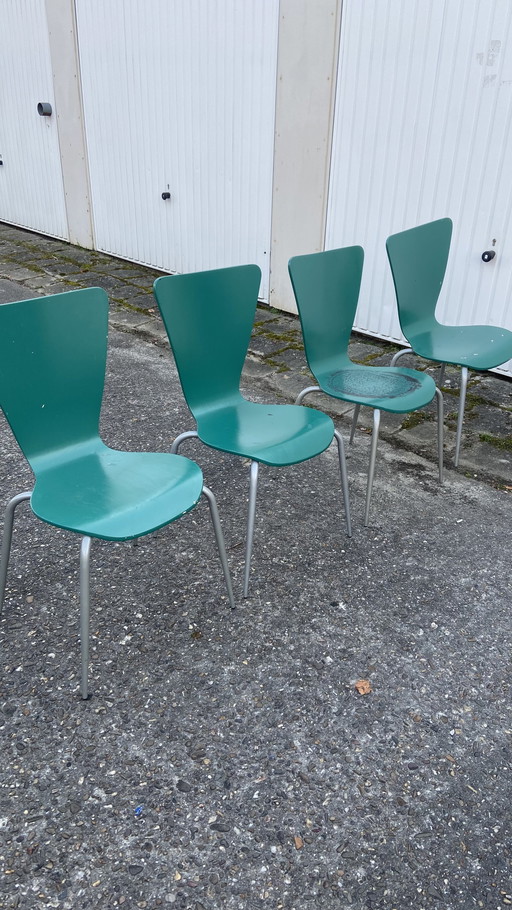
[154,265,261,417]
[0,288,108,469]
[386,217,452,336]
[288,246,364,375]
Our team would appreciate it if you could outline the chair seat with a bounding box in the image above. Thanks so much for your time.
[196,398,335,466]
[30,444,204,540]
[316,365,436,413]
[410,323,512,371]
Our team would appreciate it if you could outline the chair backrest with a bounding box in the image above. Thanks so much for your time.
[386,218,452,336]
[0,288,108,469]
[288,246,364,376]
[154,265,261,416]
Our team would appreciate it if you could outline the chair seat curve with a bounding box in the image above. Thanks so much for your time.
[315,365,436,413]
[30,446,203,540]
[196,399,334,466]
[407,323,512,371]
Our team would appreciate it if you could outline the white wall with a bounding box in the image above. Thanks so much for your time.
[269,0,342,312]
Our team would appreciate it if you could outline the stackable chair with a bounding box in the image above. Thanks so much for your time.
[386,218,512,466]
[0,288,235,699]
[288,246,443,526]
[153,264,351,597]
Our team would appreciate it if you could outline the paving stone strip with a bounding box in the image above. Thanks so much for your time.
[0,223,510,489]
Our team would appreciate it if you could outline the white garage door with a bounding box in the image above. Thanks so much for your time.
[76,0,279,299]
[0,0,68,239]
[327,0,512,376]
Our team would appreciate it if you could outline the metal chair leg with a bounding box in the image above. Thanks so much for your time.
[349,404,360,444]
[80,536,92,700]
[294,386,321,406]
[243,461,259,598]
[364,409,381,527]
[0,491,32,613]
[171,429,199,454]
[454,366,468,468]
[333,429,352,538]
[438,362,446,387]
[201,485,236,610]
[435,387,444,483]
[390,346,413,367]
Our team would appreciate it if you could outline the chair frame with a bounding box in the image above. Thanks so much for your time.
[0,288,235,699]
[386,217,512,467]
[288,245,444,526]
[154,264,351,597]
[170,427,351,597]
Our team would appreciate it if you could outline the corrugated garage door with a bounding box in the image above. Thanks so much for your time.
[76,0,279,299]
[0,0,68,239]
[327,0,512,376]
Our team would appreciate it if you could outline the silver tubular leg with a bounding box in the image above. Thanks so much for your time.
[0,491,32,613]
[435,387,444,483]
[333,430,352,538]
[201,485,236,611]
[364,409,381,527]
[80,536,92,700]
[294,386,321,406]
[438,362,446,387]
[243,461,259,598]
[454,366,468,468]
[390,347,413,367]
[349,404,361,444]
[171,430,199,455]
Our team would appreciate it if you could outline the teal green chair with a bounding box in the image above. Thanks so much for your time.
[0,288,235,699]
[288,246,443,526]
[386,218,512,466]
[153,264,351,597]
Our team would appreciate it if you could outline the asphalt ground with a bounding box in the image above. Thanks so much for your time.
[0,224,511,909]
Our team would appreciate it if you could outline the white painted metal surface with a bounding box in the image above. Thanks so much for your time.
[0,0,69,239]
[327,0,512,376]
[75,0,278,299]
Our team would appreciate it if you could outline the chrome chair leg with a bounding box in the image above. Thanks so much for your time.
[243,460,259,598]
[364,409,381,527]
[333,429,352,538]
[80,536,92,700]
[294,386,321,406]
[201,485,236,610]
[0,491,32,612]
[454,366,468,468]
[390,346,413,367]
[171,429,199,454]
[435,387,444,483]
[349,404,360,444]
[438,362,446,387]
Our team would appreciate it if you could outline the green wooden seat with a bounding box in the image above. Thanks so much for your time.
[153,264,351,597]
[386,218,512,466]
[0,288,235,699]
[288,246,443,526]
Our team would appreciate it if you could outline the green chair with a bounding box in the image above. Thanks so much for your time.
[153,264,351,597]
[0,288,235,699]
[288,246,443,526]
[386,218,512,466]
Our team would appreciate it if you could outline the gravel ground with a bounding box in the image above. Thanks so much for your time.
[0,328,511,910]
